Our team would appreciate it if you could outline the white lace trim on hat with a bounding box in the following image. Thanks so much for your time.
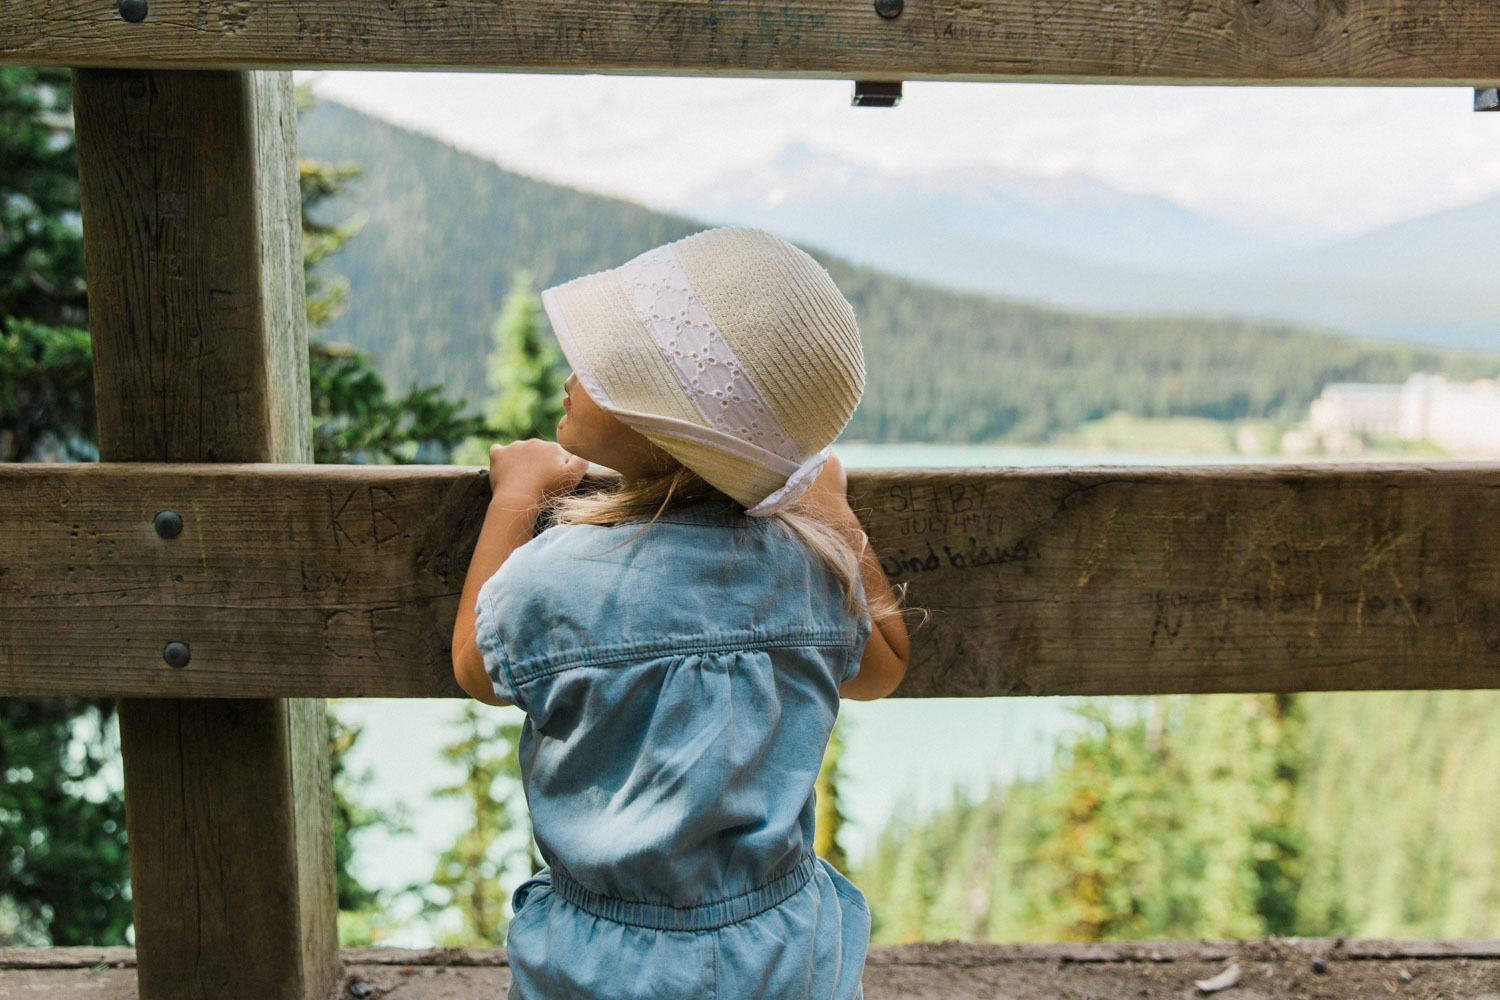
[617,245,801,464]
[606,409,801,476]
[744,449,830,517]
[604,413,827,517]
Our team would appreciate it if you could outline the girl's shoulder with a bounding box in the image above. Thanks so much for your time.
[479,501,857,647]
[524,500,780,559]
[474,501,866,708]
[483,501,778,604]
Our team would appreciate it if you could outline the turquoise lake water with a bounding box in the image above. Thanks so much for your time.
[339,443,1274,945]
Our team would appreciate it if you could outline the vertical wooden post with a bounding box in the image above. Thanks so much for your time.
[72,69,338,999]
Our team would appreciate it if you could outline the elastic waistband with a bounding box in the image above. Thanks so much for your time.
[550,853,818,932]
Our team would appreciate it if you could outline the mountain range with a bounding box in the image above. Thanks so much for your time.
[295,100,1498,444]
[679,142,1500,351]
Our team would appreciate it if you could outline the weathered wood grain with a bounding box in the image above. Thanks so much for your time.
[4,462,1500,699]
[854,465,1500,697]
[116,698,332,998]
[5,1,1500,85]
[0,947,136,969]
[72,69,338,1000]
[1,463,486,699]
[7,936,1500,968]
[8,940,1500,1000]
[75,69,309,464]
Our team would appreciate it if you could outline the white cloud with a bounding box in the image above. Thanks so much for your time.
[300,71,1500,236]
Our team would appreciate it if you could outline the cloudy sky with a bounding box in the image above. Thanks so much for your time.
[302,71,1500,238]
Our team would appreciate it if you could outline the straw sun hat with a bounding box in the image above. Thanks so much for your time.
[540,227,864,516]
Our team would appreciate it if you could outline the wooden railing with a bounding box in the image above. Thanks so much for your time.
[5,0,1500,85]
[2,4,1498,997]
[7,462,1500,700]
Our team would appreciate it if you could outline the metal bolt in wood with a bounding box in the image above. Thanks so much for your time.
[153,510,182,539]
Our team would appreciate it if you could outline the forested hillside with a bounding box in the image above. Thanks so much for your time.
[854,691,1500,943]
[297,102,1500,444]
[683,143,1500,353]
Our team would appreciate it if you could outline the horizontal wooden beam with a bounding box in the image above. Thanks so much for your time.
[3,1,1499,85]
[4,462,1500,699]
[10,936,1500,971]
[13,937,1500,1000]
[2,464,487,700]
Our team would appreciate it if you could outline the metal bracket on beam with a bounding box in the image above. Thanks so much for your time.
[853,81,902,108]
[1477,87,1499,112]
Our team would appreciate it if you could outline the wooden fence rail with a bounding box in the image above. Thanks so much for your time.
[4,0,1500,85]
[6,461,1500,700]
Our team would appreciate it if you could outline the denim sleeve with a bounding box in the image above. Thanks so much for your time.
[841,615,872,685]
[473,578,525,710]
[840,577,874,686]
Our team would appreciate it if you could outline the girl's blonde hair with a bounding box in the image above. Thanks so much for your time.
[548,460,900,623]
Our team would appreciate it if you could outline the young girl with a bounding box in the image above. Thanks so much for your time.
[450,226,911,999]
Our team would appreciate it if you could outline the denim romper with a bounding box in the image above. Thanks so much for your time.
[473,500,873,1000]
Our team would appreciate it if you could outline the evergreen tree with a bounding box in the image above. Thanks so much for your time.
[857,695,1310,944]
[309,341,491,464]
[857,690,1500,945]
[0,319,95,463]
[878,812,939,943]
[453,270,565,467]
[484,270,564,443]
[298,93,492,466]
[992,695,1307,941]
[925,790,996,941]
[1172,693,1304,938]
[0,700,129,945]
[1296,690,1500,937]
[1015,700,1174,940]
[0,67,85,328]
[326,703,413,945]
[297,141,365,330]
[0,67,93,463]
[0,68,127,947]
[418,702,530,945]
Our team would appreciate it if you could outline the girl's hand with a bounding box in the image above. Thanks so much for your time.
[488,439,588,507]
[454,439,584,707]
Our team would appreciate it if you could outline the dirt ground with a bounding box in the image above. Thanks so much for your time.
[3,939,1499,999]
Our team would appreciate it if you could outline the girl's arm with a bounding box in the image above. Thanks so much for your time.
[452,440,588,706]
[803,454,911,700]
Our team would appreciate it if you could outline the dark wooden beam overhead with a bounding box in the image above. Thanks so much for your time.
[5,462,1499,700]
[3,1,1500,85]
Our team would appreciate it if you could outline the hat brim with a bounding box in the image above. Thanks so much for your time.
[541,271,797,507]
